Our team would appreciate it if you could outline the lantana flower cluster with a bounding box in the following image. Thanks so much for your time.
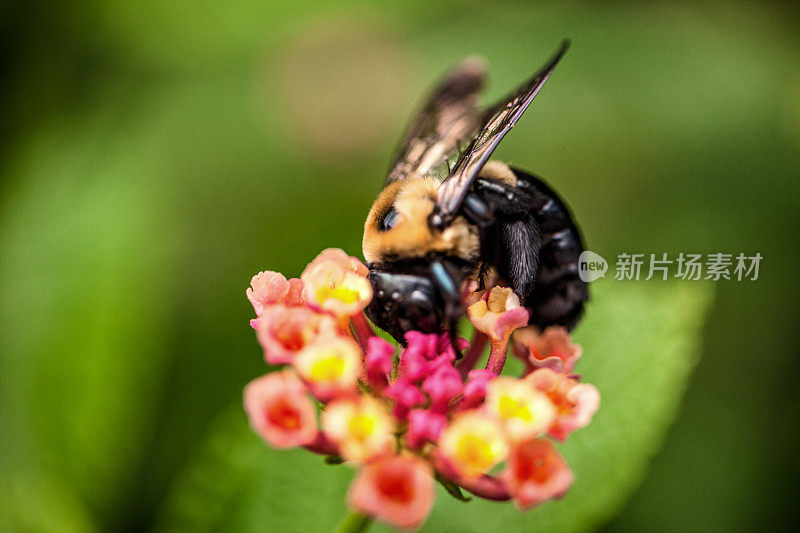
[244,248,600,530]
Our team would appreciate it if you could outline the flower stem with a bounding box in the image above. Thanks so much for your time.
[302,431,339,456]
[485,339,509,374]
[432,455,511,501]
[351,312,376,351]
[334,511,372,533]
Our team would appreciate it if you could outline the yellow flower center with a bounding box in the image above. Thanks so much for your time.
[498,395,533,422]
[468,300,488,318]
[317,284,360,304]
[309,354,345,382]
[457,434,496,472]
[348,414,376,441]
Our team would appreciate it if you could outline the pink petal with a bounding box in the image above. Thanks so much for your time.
[514,326,582,374]
[397,344,428,381]
[422,366,463,411]
[385,378,425,420]
[243,371,317,449]
[526,368,601,441]
[550,383,601,441]
[349,455,435,531]
[406,409,447,449]
[502,439,573,510]
[461,369,496,409]
[286,277,306,306]
[246,270,290,316]
[365,337,395,389]
[491,307,530,341]
[404,331,439,360]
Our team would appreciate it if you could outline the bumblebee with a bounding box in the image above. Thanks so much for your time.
[363,41,588,343]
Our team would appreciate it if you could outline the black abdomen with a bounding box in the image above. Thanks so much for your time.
[516,169,587,331]
[476,167,588,331]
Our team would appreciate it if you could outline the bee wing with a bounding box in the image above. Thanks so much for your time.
[431,41,570,229]
[385,57,486,184]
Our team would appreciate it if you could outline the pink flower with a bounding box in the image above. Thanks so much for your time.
[256,305,339,365]
[246,271,304,316]
[243,370,317,449]
[397,341,429,381]
[243,249,603,529]
[513,326,582,374]
[397,332,462,381]
[384,378,426,420]
[436,333,469,361]
[406,409,447,450]
[365,336,394,390]
[467,286,529,342]
[306,247,370,278]
[301,249,372,317]
[348,455,435,531]
[461,369,497,409]
[404,331,439,359]
[422,365,462,412]
[526,368,600,441]
[502,439,573,510]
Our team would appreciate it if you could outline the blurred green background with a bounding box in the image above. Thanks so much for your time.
[1,1,798,532]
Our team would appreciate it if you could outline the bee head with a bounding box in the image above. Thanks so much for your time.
[362,177,479,265]
[362,178,439,264]
[364,270,444,343]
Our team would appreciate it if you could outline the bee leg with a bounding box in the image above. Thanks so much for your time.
[465,177,543,297]
[477,262,489,291]
[430,260,463,358]
[462,193,493,226]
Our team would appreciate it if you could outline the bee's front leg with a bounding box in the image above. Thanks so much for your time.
[430,260,463,357]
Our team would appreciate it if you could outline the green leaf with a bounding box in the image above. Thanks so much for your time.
[155,412,356,533]
[0,470,98,533]
[156,281,712,532]
[0,111,187,522]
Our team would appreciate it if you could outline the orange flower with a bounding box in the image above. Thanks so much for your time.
[349,455,435,531]
[513,326,582,374]
[256,305,339,365]
[243,370,317,449]
[467,286,529,342]
[502,439,573,510]
[526,368,600,441]
[301,248,372,317]
[246,271,304,316]
[322,396,395,463]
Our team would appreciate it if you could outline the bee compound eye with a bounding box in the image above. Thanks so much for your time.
[428,213,445,231]
[377,208,399,232]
